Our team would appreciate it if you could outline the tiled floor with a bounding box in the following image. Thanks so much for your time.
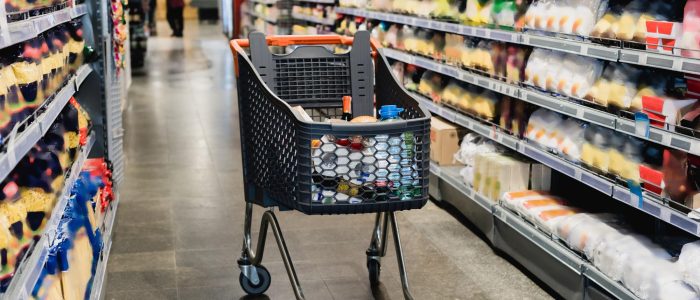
[104,21,554,299]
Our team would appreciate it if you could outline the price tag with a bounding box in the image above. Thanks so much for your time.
[490,126,497,140]
[627,180,644,208]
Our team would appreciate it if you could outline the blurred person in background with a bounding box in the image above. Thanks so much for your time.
[167,0,184,37]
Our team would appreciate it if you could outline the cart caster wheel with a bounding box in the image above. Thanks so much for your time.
[239,265,271,295]
[367,258,381,286]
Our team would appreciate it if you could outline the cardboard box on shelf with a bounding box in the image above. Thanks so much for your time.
[430,117,464,166]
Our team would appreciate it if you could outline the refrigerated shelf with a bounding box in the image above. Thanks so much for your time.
[413,91,700,238]
[339,7,700,75]
[384,48,700,156]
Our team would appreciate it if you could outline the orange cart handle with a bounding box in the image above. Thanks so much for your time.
[232,34,380,51]
[231,34,380,76]
[234,35,354,47]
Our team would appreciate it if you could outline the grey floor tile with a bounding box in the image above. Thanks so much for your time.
[106,288,178,300]
[107,251,176,273]
[107,270,177,291]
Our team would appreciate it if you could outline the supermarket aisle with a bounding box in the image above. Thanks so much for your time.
[104,21,553,300]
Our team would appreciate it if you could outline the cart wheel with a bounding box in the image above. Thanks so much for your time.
[239,265,271,295]
[367,258,381,286]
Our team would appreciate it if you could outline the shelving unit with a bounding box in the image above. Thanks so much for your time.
[383,48,700,157]
[0,0,127,297]
[336,7,700,75]
[430,162,640,300]
[412,88,700,238]
[0,65,93,182]
[246,10,279,23]
[292,12,334,25]
[0,4,89,48]
[2,134,95,300]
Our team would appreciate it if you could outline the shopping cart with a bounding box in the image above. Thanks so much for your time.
[230,31,431,300]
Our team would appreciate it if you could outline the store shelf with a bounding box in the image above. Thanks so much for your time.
[2,133,95,300]
[413,91,700,238]
[620,48,700,76]
[0,65,93,183]
[292,13,334,25]
[429,162,640,299]
[245,11,278,23]
[88,193,119,300]
[339,7,700,73]
[295,0,335,3]
[2,4,88,49]
[386,48,700,156]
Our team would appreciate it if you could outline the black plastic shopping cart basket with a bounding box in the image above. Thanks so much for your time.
[231,31,431,300]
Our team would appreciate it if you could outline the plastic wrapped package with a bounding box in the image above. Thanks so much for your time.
[562,56,604,99]
[594,234,672,281]
[520,203,570,224]
[415,29,434,57]
[525,108,548,142]
[534,208,579,234]
[385,24,400,49]
[456,134,499,185]
[609,137,644,182]
[523,0,554,30]
[492,0,516,27]
[586,63,641,109]
[652,282,699,300]
[681,0,700,59]
[501,191,554,211]
[581,124,614,173]
[369,0,392,11]
[444,33,465,65]
[535,110,564,147]
[678,241,700,294]
[371,23,387,47]
[442,80,467,107]
[402,26,419,53]
[460,38,480,69]
[403,64,421,91]
[543,51,567,91]
[563,0,605,36]
[390,61,405,84]
[622,258,691,300]
[432,0,463,20]
[418,71,445,103]
[472,90,499,121]
[429,32,446,58]
[524,48,552,89]
[473,40,496,75]
[557,118,586,162]
[466,0,494,24]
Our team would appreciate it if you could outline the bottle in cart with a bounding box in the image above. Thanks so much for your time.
[341,96,352,121]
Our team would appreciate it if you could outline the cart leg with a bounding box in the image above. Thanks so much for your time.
[389,212,414,300]
[238,203,306,299]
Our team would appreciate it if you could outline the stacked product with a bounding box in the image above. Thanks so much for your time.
[503,190,700,299]
[32,169,106,299]
[341,0,700,57]
[0,99,90,292]
[302,96,421,204]
[293,3,336,22]
[452,133,552,202]
[0,21,90,142]
[4,0,71,14]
